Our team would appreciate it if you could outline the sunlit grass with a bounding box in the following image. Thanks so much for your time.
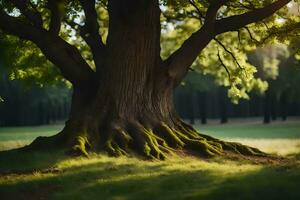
[0,152,300,200]
[228,138,300,156]
[197,119,300,139]
[0,124,63,151]
[0,124,63,141]
[0,140,33,151]
[0,154,265,198]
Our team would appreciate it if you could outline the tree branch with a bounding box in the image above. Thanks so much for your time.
[48,0,62,35]
[78,0,105,69]
[9,0,43,28]
[215,0,291,34]
[0,9,95,87]
[65,19,99,53]
[204,0,228,26]
[217,49,231,79]
[214,38,242,70]
[164,0,290,86]
[189,0,204,25]
[244,26,260,44]
[0,9,40,40]
[165,0,228,84]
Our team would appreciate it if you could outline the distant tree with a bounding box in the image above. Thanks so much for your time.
[0,0,297,158]
[249,42,300,123]
[275,42,300,120]
[175,71,218,124]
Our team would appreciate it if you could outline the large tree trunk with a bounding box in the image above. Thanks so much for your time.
[28,0,265,159]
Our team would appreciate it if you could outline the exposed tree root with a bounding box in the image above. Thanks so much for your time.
[26,117,267,160]
[25,132,65,151]
[70,136,91,157]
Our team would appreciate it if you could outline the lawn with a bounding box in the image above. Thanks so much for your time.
[0,119,300,200]
[198,119,300,139]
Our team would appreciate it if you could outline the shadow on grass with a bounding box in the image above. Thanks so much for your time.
[0,148,67,174]
[0,153,300,200]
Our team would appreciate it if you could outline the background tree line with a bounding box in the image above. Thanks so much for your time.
[1,42,300,126]
[174,43,300,124]
[1,56,299,126]
[0,65,71,126]
[0,33,71,126]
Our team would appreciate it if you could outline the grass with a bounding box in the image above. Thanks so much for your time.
[0,125,63,141]
[0,151,300,200]
[0,124,63,151]
[197,119,300,139]
[197,119,300,156]
[0,119,300,200]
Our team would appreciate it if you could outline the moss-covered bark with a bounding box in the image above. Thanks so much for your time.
[27,114,266,160]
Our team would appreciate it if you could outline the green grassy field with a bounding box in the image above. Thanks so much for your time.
[0,125,63,151]
[198,119,300,139]
[0,120,300,200]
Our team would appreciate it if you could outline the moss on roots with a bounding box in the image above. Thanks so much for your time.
[70,136,91,157]
[62,120,267,160]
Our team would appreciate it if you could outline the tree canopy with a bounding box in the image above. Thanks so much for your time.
[0,0,299,101]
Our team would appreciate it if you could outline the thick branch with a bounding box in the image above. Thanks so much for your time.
[165,0,227,84]
[204,0,228,26]
[36,33,96,87]
[78,0,105,68]
[9,0,43,28]
[165,0,290,85]
[48,0,62,35]
[0,10,95,87]
[0,9,40,40]
[215,0,291,34]
[165,28,212,85]
[65,20,98,52]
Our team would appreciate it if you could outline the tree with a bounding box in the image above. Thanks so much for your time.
[174,71,218,124]
[0,0,295,158]
[274,41,300,121]
[173,71,213,124]
[247,45,288,123]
